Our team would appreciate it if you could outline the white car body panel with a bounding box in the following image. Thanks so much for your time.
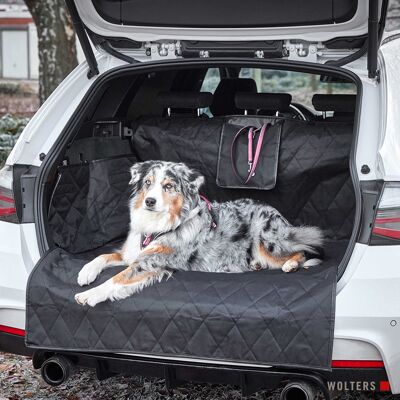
[6,54,115,167]
[336,244,400,393]
[353,62,382,182]
[378,37,400,179]
[0,222,38,330]
[2,32,400,392]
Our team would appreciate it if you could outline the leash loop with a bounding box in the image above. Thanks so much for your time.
[231,123,268,184]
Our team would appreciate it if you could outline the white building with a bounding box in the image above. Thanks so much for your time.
[0,2,84,80]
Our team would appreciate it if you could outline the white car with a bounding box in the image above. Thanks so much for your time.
[1,1,400,399]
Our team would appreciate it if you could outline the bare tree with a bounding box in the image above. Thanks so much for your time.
[24,0,78,104]
[387,0,400,31]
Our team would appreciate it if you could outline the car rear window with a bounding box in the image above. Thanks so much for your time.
[239,68,356,110]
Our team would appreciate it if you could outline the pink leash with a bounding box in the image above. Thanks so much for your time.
[199,195,217,229]
[231,123,268,184]
[248,127,254,165]
[200,194,212,211]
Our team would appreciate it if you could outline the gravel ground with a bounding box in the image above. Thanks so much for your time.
[1,352,399,400]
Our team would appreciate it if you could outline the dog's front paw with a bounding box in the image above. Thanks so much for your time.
[75,289,101,307]
[282,260,299,273]
[77,261,101,286]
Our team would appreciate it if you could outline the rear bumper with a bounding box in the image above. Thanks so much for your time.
[0,331,33,357]
[0,330,391,397]
[32,350,392,397]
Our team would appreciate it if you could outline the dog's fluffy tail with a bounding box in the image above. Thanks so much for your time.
[285,225,324,264]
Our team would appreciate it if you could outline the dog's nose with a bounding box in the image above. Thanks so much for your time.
[145,197,157,208]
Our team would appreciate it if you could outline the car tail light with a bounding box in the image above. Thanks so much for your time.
[331,360,384,368]
[0,166,18,223]
[372,183,400,243]
[0,324,25,336]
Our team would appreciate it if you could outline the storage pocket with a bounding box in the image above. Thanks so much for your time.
[216,121,282,190]
[48,155,137,253]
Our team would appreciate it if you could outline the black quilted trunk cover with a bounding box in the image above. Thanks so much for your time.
[26,242,339,369]
[48,155,137,253]
[27,115,355,369]
[131,116,355,240]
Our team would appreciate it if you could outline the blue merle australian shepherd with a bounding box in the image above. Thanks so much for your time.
[75,161,324,307]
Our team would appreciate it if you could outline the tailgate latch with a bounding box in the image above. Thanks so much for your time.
[286,41,320,62]
[146,42,180,60]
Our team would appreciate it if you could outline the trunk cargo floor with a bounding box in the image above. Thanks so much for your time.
[25,240,345,370]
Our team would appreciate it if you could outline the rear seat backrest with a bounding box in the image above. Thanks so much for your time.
[131,114,355,240]
[210,78,257,116]
[312,94,356,122]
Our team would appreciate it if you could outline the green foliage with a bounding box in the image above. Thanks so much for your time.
[0,82,22,96]
[0,114,29,136]
[0,114,29,166]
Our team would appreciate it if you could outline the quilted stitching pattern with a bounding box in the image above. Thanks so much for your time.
[48,117,355,253]
[132,117,355,239]
[31,116,355,369]
[48,156,137,253]
[26,241,342,369]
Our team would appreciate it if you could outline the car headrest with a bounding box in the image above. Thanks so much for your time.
[157,91,213,110]
[210,78,257,116]
[312,94,356,113]
[235,92,292,113]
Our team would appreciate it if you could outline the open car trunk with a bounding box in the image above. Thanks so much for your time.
[26,62,358,371]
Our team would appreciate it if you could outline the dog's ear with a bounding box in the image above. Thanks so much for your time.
[173,163,204,195]
[187,170,205,195]
[129,161,154,186]
[129,163,142,185]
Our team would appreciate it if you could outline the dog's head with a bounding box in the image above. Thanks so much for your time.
[129,161,204,233]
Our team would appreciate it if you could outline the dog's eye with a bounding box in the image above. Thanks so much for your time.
[144,179,151,187]
[165,183,173,190]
